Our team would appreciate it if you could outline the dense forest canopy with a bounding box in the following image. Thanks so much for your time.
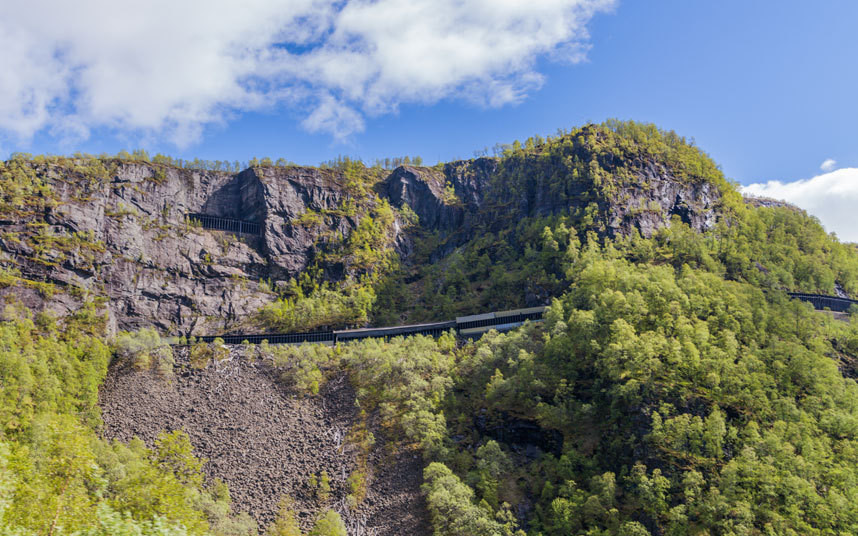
[2,121,858,535]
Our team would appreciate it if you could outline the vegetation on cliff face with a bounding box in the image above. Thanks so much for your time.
[254,159,403,332]
[264,122,854,332]
[0,155,110,299]
[4,121,852,333]
[374,120,736,323]
[488,119,737,215]
[3,121,858,535]
[248,120,747,331]
[381,202,858,331]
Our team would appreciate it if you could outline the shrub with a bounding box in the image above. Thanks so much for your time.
[114,328,175,377]
[308,510,346,536]
[346,469,367,508]
[264,497,301,536]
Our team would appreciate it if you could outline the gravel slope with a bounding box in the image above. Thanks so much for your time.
[99,347,429,534]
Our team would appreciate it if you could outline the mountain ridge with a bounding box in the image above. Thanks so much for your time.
[0,122,733,337]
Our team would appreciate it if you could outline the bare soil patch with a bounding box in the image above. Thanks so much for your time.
[99,347,430,534]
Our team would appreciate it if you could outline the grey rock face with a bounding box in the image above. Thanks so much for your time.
[383,159,498,257]
[386,157,721,240]
[384,166,463,232]
[605,161,720,237]
[1,163,368,336]
[743,195,799,211]
[251,167,351,279]
[443,157,495,211]
[383,159,496,233]
[1,153,725,335]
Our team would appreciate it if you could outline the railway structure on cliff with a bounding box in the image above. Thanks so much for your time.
[785,293,858,313]
[186,213,262,235]
[187,293,855,346]
[186,211,857,344]
[193,307,547,345]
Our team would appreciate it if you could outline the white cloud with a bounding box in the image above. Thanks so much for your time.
[301,93,366,140]
[820,158,837,172]
[743,168,858,243]
[0,0,614,145]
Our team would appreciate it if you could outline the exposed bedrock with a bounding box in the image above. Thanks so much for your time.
[1,164,367,334]
[1,153,720,333]
[606,161,720,237]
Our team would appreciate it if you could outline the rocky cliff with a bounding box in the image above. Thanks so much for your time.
[0,130,726,334]
[0,160,388,335]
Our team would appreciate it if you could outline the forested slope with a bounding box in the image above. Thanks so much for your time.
[2,122,858,535]
[260,202,858,535]
[375,121,858,324]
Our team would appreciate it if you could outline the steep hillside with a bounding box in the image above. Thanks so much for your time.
[100,348,429,534]
[4,121,858,536]
[0,121,736,337]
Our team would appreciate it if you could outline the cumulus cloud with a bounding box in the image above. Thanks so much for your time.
[820,158,837,172]
[743,168,858,243]
[0,0,614,145]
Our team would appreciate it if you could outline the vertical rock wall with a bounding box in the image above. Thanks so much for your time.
[0,150,724,334]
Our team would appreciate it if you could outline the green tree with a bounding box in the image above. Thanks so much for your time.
[423,463,507,536]
[265,497,301,536]
[308,510,346,536]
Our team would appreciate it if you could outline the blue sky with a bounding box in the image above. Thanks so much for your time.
[2,0,857,237]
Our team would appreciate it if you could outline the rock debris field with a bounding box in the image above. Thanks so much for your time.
[99,346,429,534]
